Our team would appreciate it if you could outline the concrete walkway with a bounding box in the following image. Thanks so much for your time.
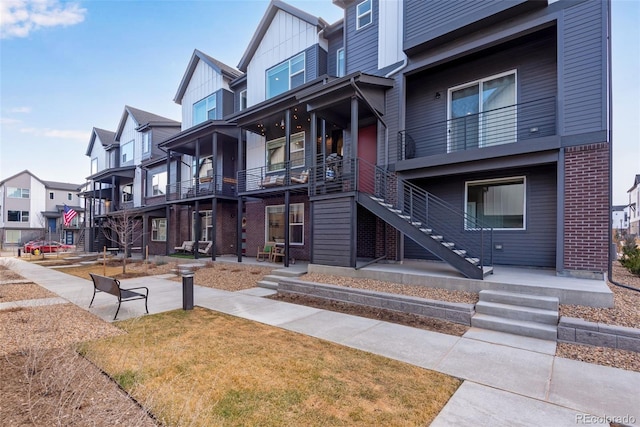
[2,257,638,427]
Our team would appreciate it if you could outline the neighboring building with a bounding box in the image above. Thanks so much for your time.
[611,205,629,232]
[628,175,640,235]
[87,0,612,281]
[84,107,181,253]
[0,170,83,247]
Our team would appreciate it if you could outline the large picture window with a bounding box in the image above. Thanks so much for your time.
[356,0,372,29]
[266,132,305,171]
[193,93,217,125]
[7,187,29,198]
[152,171,167,196]
[266,204,304,245]
[122,184,133,202]
[266,53,305,99]
[466,177,525,230]
[8,210,29,222]
[152,218,167,241]
[121,140,134,164]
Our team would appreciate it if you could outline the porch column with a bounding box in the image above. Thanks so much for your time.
[142,213,148,260]
[195,138,200,193]
[350,96,359,269]
[212,132,218,192]
[165,205,171,255]
[111,176,116,212]
[237,127,243,262]
[211,199,217,261]
[310,111,317,168]
[166,150,172,198]
[321,119,326,179]
[284,190,290,268]
[285,109,291,184]
[350,96,359,161]
[194,200,200,259]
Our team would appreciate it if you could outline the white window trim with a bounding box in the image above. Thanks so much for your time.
[447,69,517,152]
[266,52,306,99]
[356,0,373,30]
[464,176,526,231]
[152,218,167,242]
[266,131,305,172]
[121,140,134,164]
[239,90,247,110]
[151,171,167,196]
[265,203,304,246]
[336,47,345,77]
[193,93,217,125]
[8,210,29,222]
[91,157,98,174]
[142,132,151,155]
[7,187,30,199]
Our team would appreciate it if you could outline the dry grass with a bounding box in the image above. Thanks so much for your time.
[173,262,274,291]
[0,283,57,302]
[81,308,461,426]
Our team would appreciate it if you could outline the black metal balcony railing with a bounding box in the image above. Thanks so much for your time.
[166,174,237,201]
[398,97,556,161]
[237,160,309,194]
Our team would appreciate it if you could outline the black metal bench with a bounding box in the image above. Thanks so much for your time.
[89,273,149,320]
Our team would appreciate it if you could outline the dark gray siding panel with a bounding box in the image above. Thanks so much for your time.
[312,197,353,266]
[561,0,605,135]
[404,0,532,52]
[405,165,557,267]
[345,0,378,74]
[305,44,318,81]
[151,127,180,158]
[217,89,235,118]
[404,29,556,158]
[327,34,343,77]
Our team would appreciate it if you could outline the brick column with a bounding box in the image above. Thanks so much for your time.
[563,142,609,276]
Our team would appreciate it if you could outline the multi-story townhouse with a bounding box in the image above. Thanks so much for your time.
[126,0,611,284]
[611,205,629,233]
[628,175,640,236]
[0,170,82,247]
[84,107,180,252]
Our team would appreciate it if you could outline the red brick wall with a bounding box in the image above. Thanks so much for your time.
[563,143,609,273]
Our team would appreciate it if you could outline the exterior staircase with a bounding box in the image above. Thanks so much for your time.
[257,267,306,290]
[355,159,493,280]
[472,290,559,340]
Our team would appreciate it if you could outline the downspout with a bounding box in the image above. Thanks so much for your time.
[606,1,640,293]
[384,56,408,168]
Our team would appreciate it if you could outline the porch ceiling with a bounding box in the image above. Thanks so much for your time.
[160,121,239,156]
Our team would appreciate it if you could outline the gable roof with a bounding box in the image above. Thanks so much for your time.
[174,50,243,104]
[86,127,116,156]
[42,180,82,191]
[237,0,328,72]
[629,174,640,192]
[114,106,180,141]
[0,169,45,187]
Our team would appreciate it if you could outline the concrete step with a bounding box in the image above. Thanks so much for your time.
[269,269,305,278]
[257,279,279,290]
[479,289,559,311]
[471,313,557,341]
[475,301,558,325]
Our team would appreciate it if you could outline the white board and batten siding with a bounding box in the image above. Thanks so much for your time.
[119,113,143,208]
[29,175,47,228]
[89,136,108,174]
[378,0,405,71]
[245,9,321,171]
[181,60,228,130]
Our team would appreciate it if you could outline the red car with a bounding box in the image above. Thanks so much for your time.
[24,240,73,254]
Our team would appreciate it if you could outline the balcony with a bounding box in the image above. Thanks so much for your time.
[237,161,309,197]
[166,174,237,202]
[398,97,556,161]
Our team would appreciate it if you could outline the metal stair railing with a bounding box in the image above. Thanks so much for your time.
[355,158,493,268]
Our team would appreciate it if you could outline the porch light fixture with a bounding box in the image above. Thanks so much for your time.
[435,92,441,99]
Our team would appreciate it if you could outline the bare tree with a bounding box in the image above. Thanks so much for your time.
[101,208,143,274]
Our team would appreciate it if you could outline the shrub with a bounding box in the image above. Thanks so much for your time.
[620,235,640,276]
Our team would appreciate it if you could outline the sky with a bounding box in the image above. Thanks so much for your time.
[0,0,638,205]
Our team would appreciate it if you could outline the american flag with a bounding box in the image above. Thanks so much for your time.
[63,205,77,227]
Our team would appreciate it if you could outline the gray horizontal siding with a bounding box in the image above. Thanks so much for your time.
[327,33,343,77]
[405,165,557,267]
[312,197,353,267]
[233,81,247,113]
[561,0,605,135]
[345,0,378,74]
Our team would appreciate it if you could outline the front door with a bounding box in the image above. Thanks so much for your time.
[65,231,74,245]
[357,125,377,192]
[48,218,57,233]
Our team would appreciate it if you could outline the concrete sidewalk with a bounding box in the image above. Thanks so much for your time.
[3,258,638,427]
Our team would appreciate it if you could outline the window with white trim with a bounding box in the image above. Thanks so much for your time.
[49,192,54,200]
[91,157,98,174]
[356,0,372,30]
[152,218,167,241]
[239,90,247,110]
[8,210,29,222]
[142,132,151,157]
[4,229,21,244]
[266,53,305,99]
[336,48,345,77]
[68,193,72,201]
[266,132,305,172]
[152,171,167,196]
[192,210,213,241]
[266,203,304,245]
[193,93,217,125]
[121,140,134,164]
[465,177,525,230]
[7,187,29,198]
[122,184,133,202]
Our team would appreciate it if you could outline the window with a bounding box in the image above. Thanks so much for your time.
[152,171,167,196]
[4,230,20,244]
[356,0,372,29]
[193,93,217,125]
[448,71,516,152]
[239,90,247,110]
[68,193,72,201]
[8,210,29,222]
[266,132,305,171]
[91,157,98,175]
[192,210,213,241]
[266,53,305,99]
[7,187,29,198]
[336,48,345,77]
[266,203,304,245]
[152,218,167,241]
[142,132,151,157]
[49,192,54,200]
[466,177,525,230]
[121,140,134,163]
[122,184,133,202]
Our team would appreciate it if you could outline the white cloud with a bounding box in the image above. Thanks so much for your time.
[0,117,22,125]
[8,106,31,113]
[0,0,86,39]
[20,127,89,141]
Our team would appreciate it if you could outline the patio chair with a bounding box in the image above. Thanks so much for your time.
[198,241,213,255]
[257,242,274,261]
[270,246,285,263]
[174,241,194,253]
